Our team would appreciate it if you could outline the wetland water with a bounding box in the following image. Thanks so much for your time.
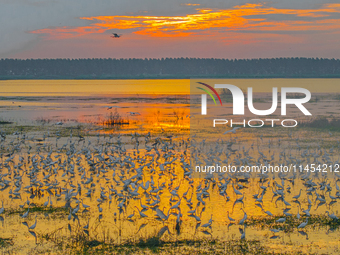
[0,79,340,254]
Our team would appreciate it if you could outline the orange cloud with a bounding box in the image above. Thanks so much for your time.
[30,3,340,39]
[181,3,201,6]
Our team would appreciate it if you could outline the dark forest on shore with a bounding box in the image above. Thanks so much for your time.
[1,57,340,79]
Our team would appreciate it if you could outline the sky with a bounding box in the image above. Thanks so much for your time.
[1,0,340,59]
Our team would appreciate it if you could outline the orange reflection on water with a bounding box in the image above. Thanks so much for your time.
[157,122,190,129]
[0,79,190,96]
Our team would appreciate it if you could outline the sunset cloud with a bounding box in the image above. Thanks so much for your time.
[180,3,201,6]
[30,3,340,40]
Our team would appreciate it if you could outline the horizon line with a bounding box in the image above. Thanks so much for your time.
[1,57,340,61]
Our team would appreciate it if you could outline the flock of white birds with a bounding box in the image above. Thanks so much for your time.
[0,126,340,245]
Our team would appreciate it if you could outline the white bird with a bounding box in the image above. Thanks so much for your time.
[297,218,308,229]
[127,212,134,219]
[43,197,50,207]
[240,226,246,239]
[98,204,103,213]
[29,215,38,230]
[22,208,30,218]
[170,199,181,210]
[232,184,242,196]
[68,209,72,221]
[83,219,90,230]
[224,127,241,135]
[0,201,4,215]
[72,203,80,215]
[239,209,247,225]
[129,112,140,116]
[326,211,339,220]
[227,211,235,222]
[156,207,170,221]
[82,199,90,209]
[107,106,120,110]
[293,189,302,200]
[264,210,273,216]
[140,200,148,210]
[135,206,147,218]
[307,196,312,205]
[55,122,63,125]
[276,217,286,223]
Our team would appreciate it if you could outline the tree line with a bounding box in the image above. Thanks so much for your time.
[0,57,339,79]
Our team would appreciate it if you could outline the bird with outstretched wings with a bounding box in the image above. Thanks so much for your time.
[111,33,122,38]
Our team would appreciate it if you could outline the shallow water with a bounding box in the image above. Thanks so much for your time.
[0,79,340,254]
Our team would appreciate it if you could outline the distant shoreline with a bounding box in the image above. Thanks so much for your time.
[1,57,339,80]
[1,74,340,80]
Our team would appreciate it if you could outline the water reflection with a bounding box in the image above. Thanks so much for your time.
[0,80,340,254]
[0,125,340,254]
